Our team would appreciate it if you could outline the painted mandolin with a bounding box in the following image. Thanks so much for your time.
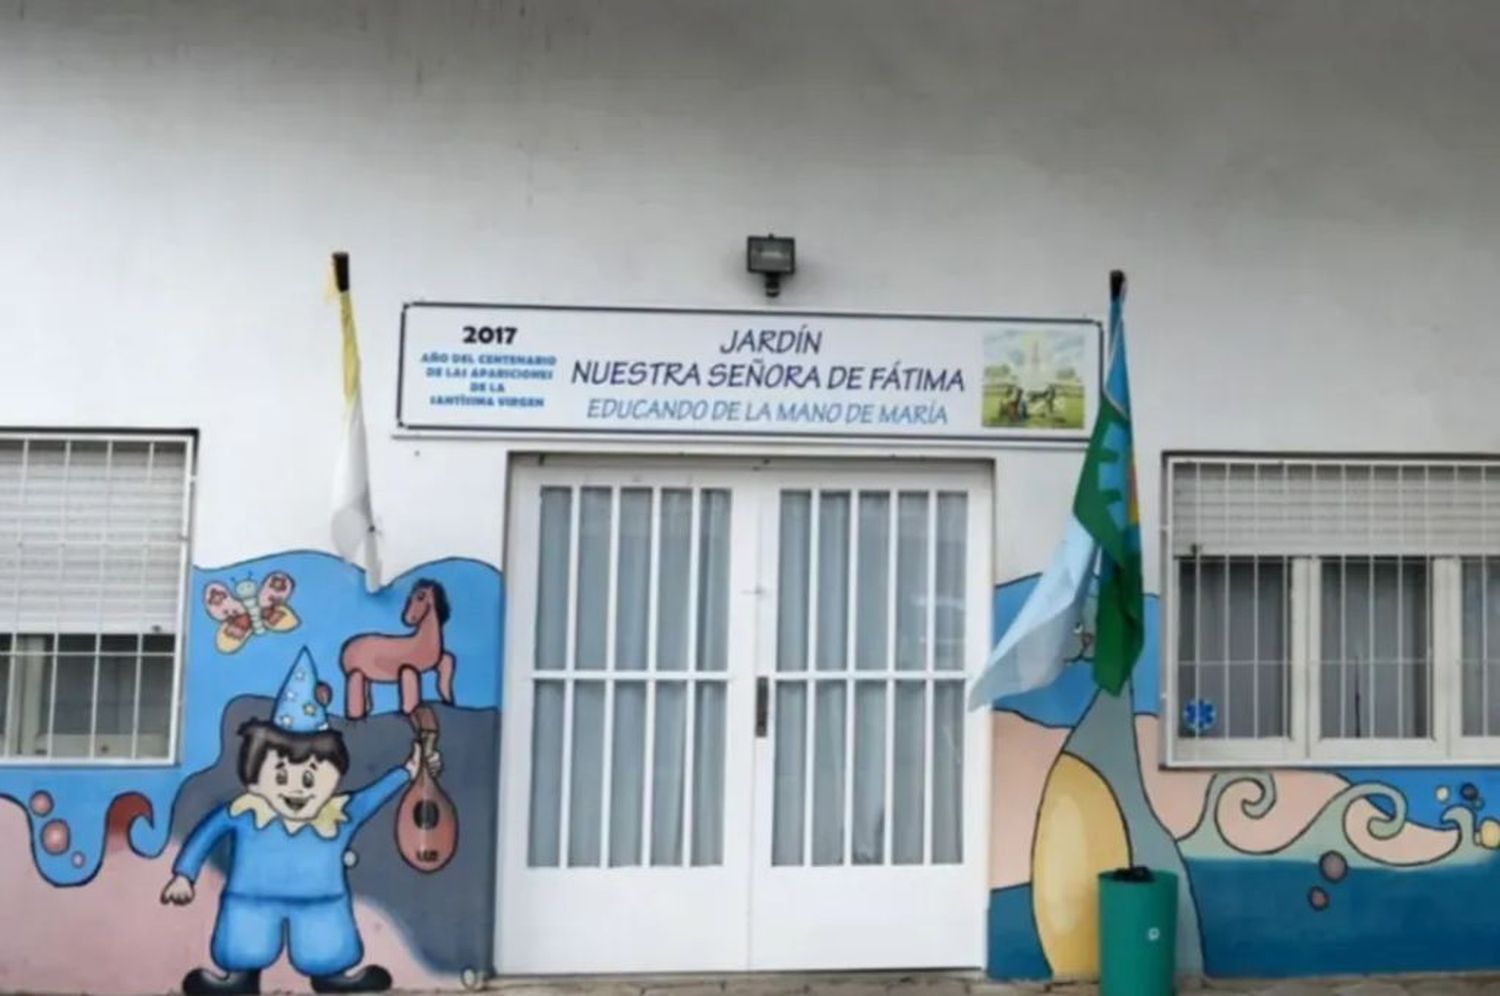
[395,704,458,872]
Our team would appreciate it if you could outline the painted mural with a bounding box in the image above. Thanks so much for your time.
[987,574,1500,981]
[0,551,502,995]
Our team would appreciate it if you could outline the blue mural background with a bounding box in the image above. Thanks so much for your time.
[0,551,503,889]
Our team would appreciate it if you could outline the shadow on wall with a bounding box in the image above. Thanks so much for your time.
[0,550,504,992]
[986,576,1500,982]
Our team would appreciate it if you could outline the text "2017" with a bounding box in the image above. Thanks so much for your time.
[463,325,518,344]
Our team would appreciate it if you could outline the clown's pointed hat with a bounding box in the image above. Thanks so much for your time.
[273,647,330,732]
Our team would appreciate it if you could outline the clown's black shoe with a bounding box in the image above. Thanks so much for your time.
[310,965,392,994]
[182,969,261,996]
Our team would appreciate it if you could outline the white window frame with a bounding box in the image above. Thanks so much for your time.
[0,430,195,767]
[1163,454,1500,768]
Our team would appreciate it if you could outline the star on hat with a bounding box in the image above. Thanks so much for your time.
[274,647,330,732]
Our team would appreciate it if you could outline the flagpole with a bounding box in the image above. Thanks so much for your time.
[1109,269,1126,352]
[330,250,383,593]
[1110,268,1128,354]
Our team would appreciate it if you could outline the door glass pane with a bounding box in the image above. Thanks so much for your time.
[696,490,731,672]
[892,680,927,864]
[855,493,891,671]
[772,681,807,866]
[895,493,930,671]
[525,481,733,877]
[691,682,726,865]
[609,681,647,866]
[568,680,606,865]
[615,489,652,672]
[811,679,848,865]
[933,493,967,671]
[657,490,692,671]
[772,484,970,870]
[535,487,572,671]
[528,680,565,867]
[931,680,963,863]
[816,493,851,672]
[778,492,811,673]
[651,681,687,865]
[851,680,886,864]
[1319,559,1429,740]
[575,489,612,671]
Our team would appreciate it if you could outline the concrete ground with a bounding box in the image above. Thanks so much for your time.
[481,974,1500,996]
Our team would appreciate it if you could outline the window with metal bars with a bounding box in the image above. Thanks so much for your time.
[0,433,193,762]
[1165,456,1500,765]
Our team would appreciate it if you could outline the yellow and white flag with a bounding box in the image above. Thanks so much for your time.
[329,252,382,592]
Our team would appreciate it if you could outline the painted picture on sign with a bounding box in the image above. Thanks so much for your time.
[981,328,1087,430]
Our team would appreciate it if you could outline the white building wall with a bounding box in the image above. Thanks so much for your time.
[3,4,1500,986]
[4,0,1496,582]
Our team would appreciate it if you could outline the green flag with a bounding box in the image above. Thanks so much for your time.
[1072,273,1143,695]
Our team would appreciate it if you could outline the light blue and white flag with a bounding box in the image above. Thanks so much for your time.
[967,520,1098,708]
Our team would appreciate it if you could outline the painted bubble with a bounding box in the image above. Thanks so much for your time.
[40,820,70,855]
[28,791,53,816]
[461,969,481,991]
[1462,782,1480,802]
[1319,850,1348,883]
[1308,887,1329,911]
[71,851,86,868]
[1437,786,1451,803]
[343,850,358,868]
[1480,818,1500,850]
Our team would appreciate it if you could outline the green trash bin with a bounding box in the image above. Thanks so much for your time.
[1098,865,1177,996]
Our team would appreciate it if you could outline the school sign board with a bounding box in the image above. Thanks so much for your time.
[397,303,1102,444]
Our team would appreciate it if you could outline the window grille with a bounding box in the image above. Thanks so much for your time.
[0,433,193,762]
[1165,456,1500,765]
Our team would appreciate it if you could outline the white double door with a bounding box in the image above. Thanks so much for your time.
[497,458,991,974]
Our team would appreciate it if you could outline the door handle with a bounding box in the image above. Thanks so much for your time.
[755,677,769,738]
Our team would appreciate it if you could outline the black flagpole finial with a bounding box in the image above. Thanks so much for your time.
[1109,269,1126,301]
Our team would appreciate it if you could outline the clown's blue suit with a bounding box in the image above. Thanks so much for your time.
[173,767,411,977]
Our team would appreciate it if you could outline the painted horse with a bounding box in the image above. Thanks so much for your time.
[340,578,456,719]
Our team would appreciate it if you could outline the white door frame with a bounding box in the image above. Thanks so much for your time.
[494,454,995,975]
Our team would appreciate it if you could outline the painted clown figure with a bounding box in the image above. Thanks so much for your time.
[161,649,440,995]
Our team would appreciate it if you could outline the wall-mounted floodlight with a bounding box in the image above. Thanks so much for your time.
[747,234,795,298]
